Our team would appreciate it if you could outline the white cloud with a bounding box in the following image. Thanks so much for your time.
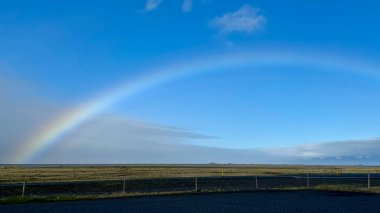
[0,77,213,163]
[2,77,380,165]
[210,4,266,35]
[42,133,380,165]
[182,0,193,13]
[145,0,162,12]
[262,138,380,164]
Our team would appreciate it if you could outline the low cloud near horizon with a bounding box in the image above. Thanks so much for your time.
[1,77,380,165]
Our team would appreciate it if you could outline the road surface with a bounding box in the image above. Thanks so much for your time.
[1,190,380,213]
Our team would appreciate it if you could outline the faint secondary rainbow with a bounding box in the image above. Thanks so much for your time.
[14,49,380,163]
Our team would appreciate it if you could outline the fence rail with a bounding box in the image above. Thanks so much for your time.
[1,173,380,198]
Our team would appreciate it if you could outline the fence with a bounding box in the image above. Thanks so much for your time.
[1,173,380,198]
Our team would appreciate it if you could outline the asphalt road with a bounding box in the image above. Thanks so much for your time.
[1,190,380,213]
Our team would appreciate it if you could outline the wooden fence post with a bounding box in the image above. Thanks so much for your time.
[123,179,126,193]
[255,176,258,189]
[22,181,26,198]
[195,177,198,191]
[307,174,310,189]
[368,173,371,190]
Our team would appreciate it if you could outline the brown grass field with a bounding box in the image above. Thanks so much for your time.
[1,164,380,183]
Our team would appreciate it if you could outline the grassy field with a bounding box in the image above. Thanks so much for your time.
[2,164,380,205]
[1,164,380,183]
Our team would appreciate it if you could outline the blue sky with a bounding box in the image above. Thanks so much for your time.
[1,0,380,164]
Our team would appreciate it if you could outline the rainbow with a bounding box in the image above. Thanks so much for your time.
[14,49,380,163]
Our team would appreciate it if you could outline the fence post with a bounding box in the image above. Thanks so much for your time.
[195,177,198,191]
[22,181,26,198]
[123,179,126,193]
[368,173,371,190]
[307,173,310,189]
[255,176,258,189]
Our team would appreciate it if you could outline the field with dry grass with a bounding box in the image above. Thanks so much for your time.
[1,164,380,183]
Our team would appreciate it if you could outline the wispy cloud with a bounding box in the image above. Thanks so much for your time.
[210,4,266,35]
[145,0,162,12]
[182,0,193,13]
[43,132,380,164]
[2,77,380,164]
[0,77,213,163]
[43,115,215,163]
[262,138,380,164]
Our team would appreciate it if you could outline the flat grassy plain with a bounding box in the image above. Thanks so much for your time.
[2,165,380,205]
[1,164,380,183]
